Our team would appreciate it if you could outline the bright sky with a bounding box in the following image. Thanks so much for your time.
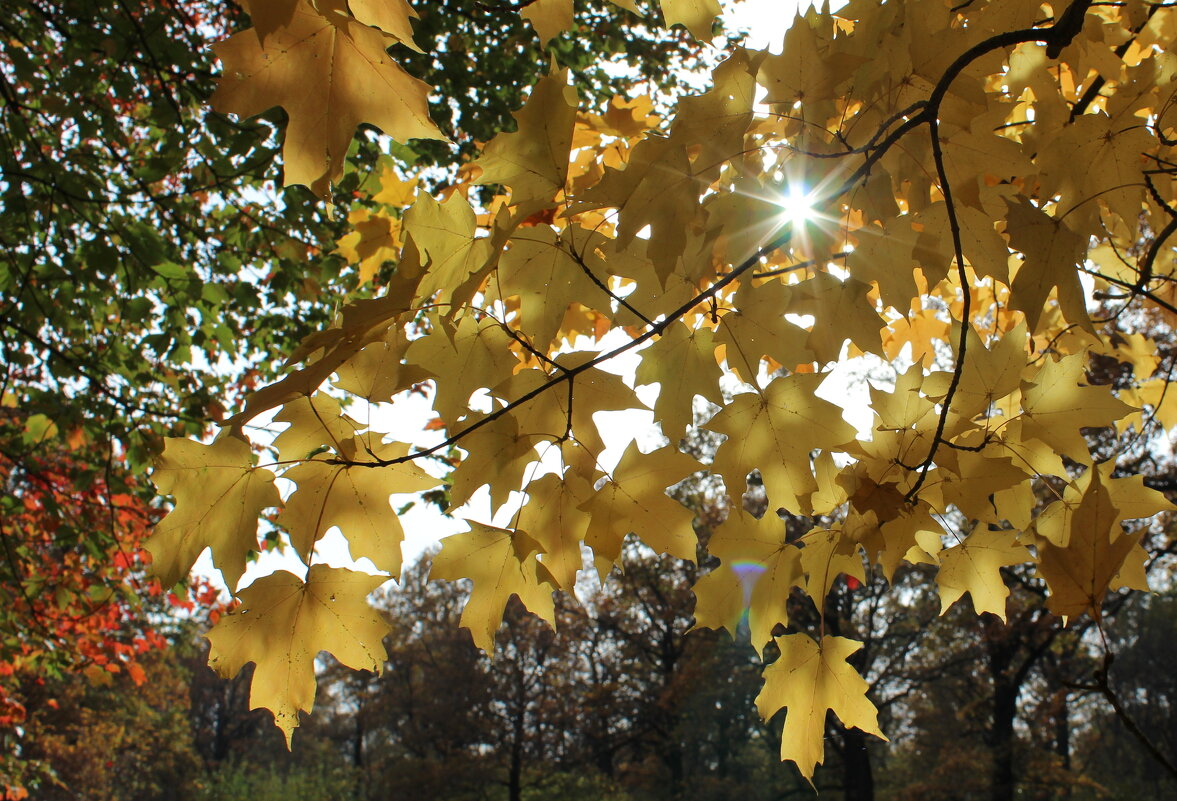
[726,0,808,50]
[194,0,839,595]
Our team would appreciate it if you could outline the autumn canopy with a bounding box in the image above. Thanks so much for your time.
[148,0,1177,782]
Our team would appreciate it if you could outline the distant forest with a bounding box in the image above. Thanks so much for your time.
[10,539,1177,801]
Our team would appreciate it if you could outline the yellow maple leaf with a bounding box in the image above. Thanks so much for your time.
[1035,460,1175,548]
[491,226,612,352]
[1004,199,1091,333]
[756,634,887,782]
[331,324,426,403]
[936,525,1030,621]
[579,443,699,571]
[1019,352,1135,462]
[211,1,443,196]
[671,49,759,182]
[928,443,1032,525]
[271,393,361,462]
[147,435,280,592]
[718,278,815,377]
[520,0,573,43]
[781,272,884,363]
[243,0,421,48]
[206,565,390,746]
[757,11,840,108]
[430,522,557,653]
[277,440,440,576]
[403,192,495,310]
[708,373,857,513]
[704,510,803,654]
[334,209,402,285]
[798,527,866,608]
[634,321,724,442]
[659,0,721,40]
[573,136,697,283]
[405,314,521,425]
[473,67,578,210]
[690,563,747,638]
[1037,466,1147,623]
[517,472,594,590]
[347,0,422,46]
[923,324,1028,431]
[371,166,419,207]
[447,412,539,514]
[1036,113,1152,230]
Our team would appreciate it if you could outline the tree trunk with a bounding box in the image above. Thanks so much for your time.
[1055,689,1071,800]
[991,678,1018,801]
[509,700,525,801]
[841,725,875,801]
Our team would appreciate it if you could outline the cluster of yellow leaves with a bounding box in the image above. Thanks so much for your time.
[153,0,1177,780]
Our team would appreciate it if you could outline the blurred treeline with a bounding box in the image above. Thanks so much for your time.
[7,541,1177,801]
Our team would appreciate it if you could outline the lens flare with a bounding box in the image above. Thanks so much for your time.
[731,559,768,605]
[774,183,817,227]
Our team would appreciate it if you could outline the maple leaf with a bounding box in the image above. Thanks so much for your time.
[757,11,840,108]
[574,136,698,282]
[147,435,280,592]
[405,314,520,425]
[1037,466,1148,623]
[580,443,699,571]
[781,273,884,363]
[496,356,639,457]
[1036,114,1152,229]
[348,0,422,46]
[927,442,1032,524]
[402,192,495,310]
[430,522,557,653]
[334,209,402,285]
[223,289,421,427]
[516,472,594,590]
[670,49,759,182]
[1019,352,1135,462]
[447,412,538,514]
[635,322,725,442]
[935,525,1030,621]
[473,67,578,209]
[846,218,922,309]
[371,167,419,207]
[332,324,426,403]
[718,277,815,377]
[798,527,866,608]
[490,226,612,353]
[704,510,803,654]
[659,0,721,41]
[277,440,439,576]
[708,373,857,513]
[211,1,444,196]
[756,634,887,782]
[1004,199,1092,333]
[520,0,573,43]
[691,563,748,637]
[923,324,1027,429]
[205,565,390,746]
[271,393,361,462]
[1035,461,1175,549]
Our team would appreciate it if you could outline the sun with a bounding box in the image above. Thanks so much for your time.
[774,183,817,227]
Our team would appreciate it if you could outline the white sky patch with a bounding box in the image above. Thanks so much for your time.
[816,356,883,438]
[724,0,807,52]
